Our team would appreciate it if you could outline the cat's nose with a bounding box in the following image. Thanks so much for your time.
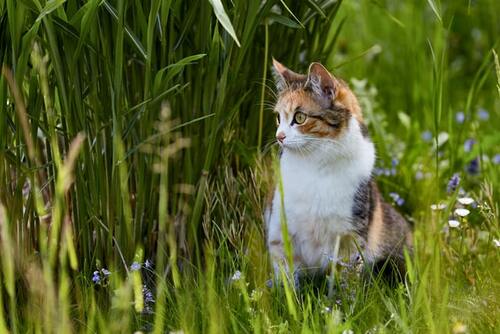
[276,132,286,143]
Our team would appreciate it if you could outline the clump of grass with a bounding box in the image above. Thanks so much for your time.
[0,0,499,332]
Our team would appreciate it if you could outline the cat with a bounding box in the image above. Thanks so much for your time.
[265,59,412,285]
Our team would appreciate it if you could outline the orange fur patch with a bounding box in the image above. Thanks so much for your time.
[335,84,364,123]
[367,199,384,259]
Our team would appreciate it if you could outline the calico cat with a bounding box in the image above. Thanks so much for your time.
[265,59,412,284]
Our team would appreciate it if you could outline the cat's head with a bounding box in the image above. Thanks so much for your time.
[272,59,368,158]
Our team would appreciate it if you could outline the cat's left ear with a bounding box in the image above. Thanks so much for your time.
[306,62,337,103]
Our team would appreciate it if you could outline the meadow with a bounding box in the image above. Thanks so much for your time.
[0,0,499,332]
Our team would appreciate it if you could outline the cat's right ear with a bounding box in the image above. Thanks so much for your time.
[272,58,305,93]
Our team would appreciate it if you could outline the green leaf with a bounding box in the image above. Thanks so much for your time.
[279,0,305,29]
[267,13,302,29]
[207,0,241,47]
[35,0,66,22]
[426,0,442,23]
[153,53,206,93]
[306,0,327,19]
[398,111,411,129]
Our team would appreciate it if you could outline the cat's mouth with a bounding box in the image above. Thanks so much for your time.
[278,139,311,152]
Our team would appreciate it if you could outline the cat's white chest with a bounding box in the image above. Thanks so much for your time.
[274,152,365,268]
[281,158,355,232]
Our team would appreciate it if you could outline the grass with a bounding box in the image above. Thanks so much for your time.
[0,0,499,332]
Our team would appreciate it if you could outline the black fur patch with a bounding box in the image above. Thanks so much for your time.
[351,178,377,240]
[359,122,369,138]
[308,105,351,129]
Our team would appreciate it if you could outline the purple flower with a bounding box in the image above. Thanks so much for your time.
[92,271,101,284]
[463,139,475,152]
[493,154,500,164]
[102,268,111,277]
[415,171,424,180]
[389,192,405,206]
[455,111,465,124]
[142,284,155,315]
[447,173,460,193]
[143,285,155,304]
[130,262,141,271]
[477,108,489,121]
[421,130,432,142]
[466,157,480,175]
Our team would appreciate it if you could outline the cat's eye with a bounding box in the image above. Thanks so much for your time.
[275,114,280,125]
[293,111,307,125]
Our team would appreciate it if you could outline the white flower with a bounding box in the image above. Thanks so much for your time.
[448,220,460,228]
[493,239,500,248]
[457,197,474,205]
[430,203,447,210]
[230,270,242,281]
[454,208,470,217]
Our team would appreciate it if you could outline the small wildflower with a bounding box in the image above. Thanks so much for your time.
[466,157,480,175]
[389,192,405,206]
[457,197,474,205]
[250,288,263,302]
[477,108,489,121]
[447,173,460,193]
[493,239,500,248]
[325,253,338,263]
[415,170,424,180]
[230,270,242,282]
[143,285,155,304]
[454,208,470,217]
[421,130,432,142]
[448,220,460,228]
[144,259,153,269]
[455,111,465,124]
[92,271,101,284]
[431,203,447,211]
[452,321,467,334]
[492,154,500,164]
[130,262,141,271]
[102,268,111,277]
[463,139,475,152]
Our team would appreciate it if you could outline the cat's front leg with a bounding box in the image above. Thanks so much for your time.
[267,212,301,288]
[267,239,301,289]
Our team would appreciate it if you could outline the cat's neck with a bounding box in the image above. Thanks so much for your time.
[280,118,375,180]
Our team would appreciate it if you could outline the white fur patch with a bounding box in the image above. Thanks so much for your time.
[267,118,375,272]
